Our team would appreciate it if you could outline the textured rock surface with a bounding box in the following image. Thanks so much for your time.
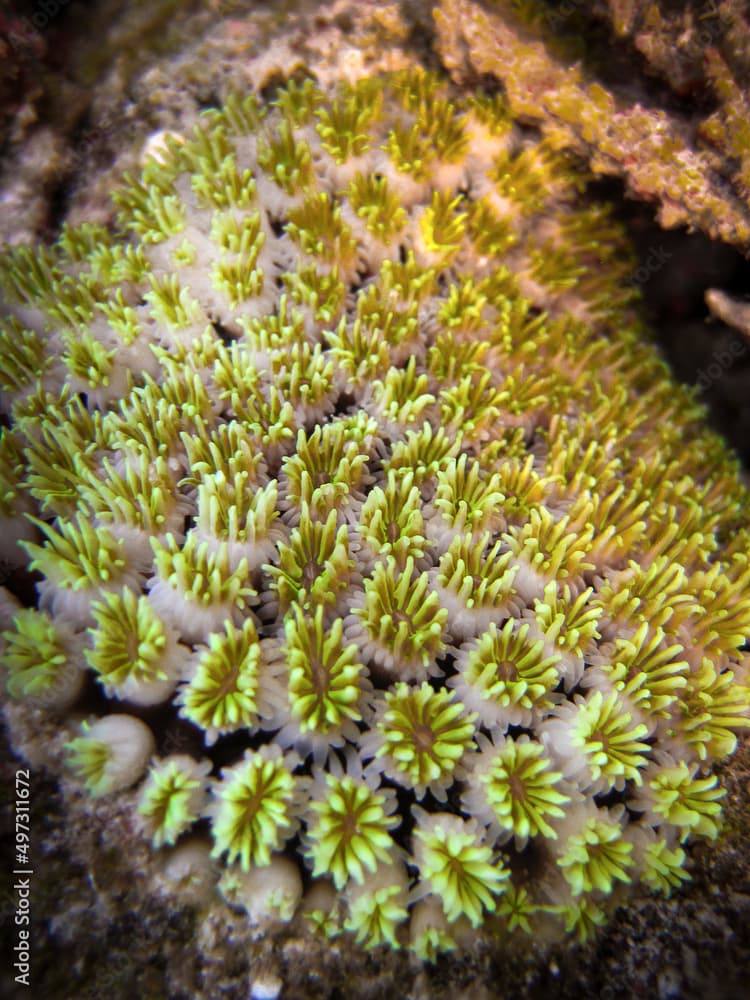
[434,0,750,252]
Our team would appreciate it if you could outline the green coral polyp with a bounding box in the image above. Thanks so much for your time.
[138,755,211,848]
[557,811,635,897]
[209,747,299,870]
[1,69,750,957]
[640,837,690,896]
[412,810,509,927]
[279,423,371,521]
[21,514,139,625]
[282,604,367,744]
[426,453,506,545]
[356,469,427,569]
[633,758,725,840]
[451,617,562,729]
[432,531,519,638]
[265,505,354,614]
[78,453,189,568]
[347,173,407,242]
[362,681,477,800]
[349,556,449,679]
[344,862,409,950]
[85,587,181,706]
[0,317,52,397]
[257,118,314,196]
[178,617,282,744]
[303,767,399,889]
[148,532,257,642]
[65,714,155,798]
[542,689,652,794]
[463,735,571,847]
[3,608,84,708]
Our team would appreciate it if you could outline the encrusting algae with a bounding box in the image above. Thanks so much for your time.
[1,68,749,957]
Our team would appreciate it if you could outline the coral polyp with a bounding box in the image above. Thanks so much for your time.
[1,68,749,959]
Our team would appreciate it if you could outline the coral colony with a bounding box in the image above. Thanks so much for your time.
[1,70,750,956]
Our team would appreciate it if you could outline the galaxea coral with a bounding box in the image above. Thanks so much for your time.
[1,69,749,956]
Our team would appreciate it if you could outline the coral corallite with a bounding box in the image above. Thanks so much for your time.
[1,69,750,954]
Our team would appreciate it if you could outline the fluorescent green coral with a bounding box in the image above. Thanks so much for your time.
[257,118,313,195]
[467,736,570,844]
[284,604,366,736]
[453,618,562,729]
[4,609,82,707]
[21,515,130,596]
[149,533,256,616]
[266,506,354,613]
[543,690,651,793]
[347,173,407,241]
[345,883,407,949]
[281,422,370,520]
[1,70,749,958]
[413,812,509,926]
[304,771,399,888]
[178,617,274,742]
[65,731,116,796]
[65,715,154,798]
[209,748,298,870]
[366,681,476,799]
[138,756,211,848]
[85,588,177,703]
[636,761,725,841]
[428,453,506,542]
[344,863,409,950]
[352,556,448,678]
[640,838,690,897]
[356,470,427,568]
[0,317,51,397]
[557,812,634,897]
[496,884,538,935]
